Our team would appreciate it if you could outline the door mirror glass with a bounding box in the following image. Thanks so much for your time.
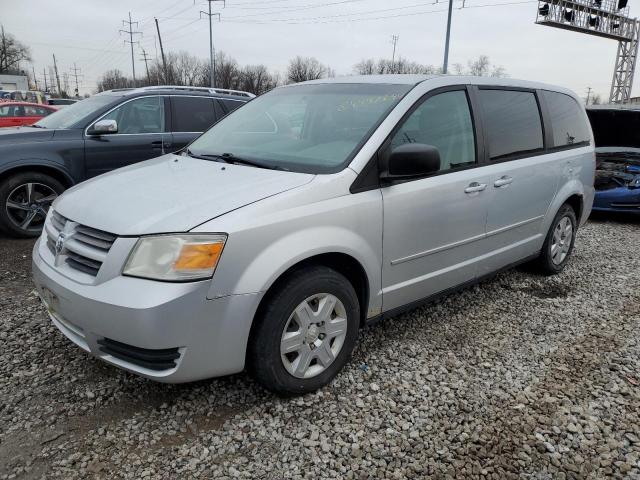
[386,143,441,178]
[89,119,118,135]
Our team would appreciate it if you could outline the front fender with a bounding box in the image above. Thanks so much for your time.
[203,188,384,318]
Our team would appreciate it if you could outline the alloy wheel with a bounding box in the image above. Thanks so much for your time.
[5,182,57,232]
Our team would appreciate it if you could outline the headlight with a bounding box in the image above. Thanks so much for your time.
[123,234,227,281]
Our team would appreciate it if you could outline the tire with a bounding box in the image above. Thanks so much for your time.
[533,203,578,275]
[248,265,360,396]
[0,172,65,238]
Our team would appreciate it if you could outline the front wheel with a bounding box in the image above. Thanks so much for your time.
[0,172,65,238]
[248,265,360,396]
[533,203,578,275]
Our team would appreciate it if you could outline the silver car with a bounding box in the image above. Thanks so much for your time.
[32,75,595,395]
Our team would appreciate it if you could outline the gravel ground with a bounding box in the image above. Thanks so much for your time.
[1,214,639,479]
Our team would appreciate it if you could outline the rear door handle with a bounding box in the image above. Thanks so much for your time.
[151,140,171,148]
[464,182,487,194]
[494,176,513,188]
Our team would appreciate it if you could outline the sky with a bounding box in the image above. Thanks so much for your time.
[1,0,635,99]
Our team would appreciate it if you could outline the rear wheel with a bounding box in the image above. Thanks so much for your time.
[533,203,577,275]
[248,265,360,395]
[0,172,64,238]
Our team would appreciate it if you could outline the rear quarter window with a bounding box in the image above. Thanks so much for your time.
[171,96,217,132]
[541,91,590,148]
[219,98,245,114]
[478,89,544,160]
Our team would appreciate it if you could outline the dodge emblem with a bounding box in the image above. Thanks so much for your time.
[55,233,66,256]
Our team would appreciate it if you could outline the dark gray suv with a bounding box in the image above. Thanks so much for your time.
[0,86,253,237]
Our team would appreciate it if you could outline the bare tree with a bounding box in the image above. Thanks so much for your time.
[354,57,440,75]
[590,93,602,105]
[287,56,327,83]
[354,59,376,75]
[464,55,507,77]
[0,26,31,74]
[239,64,279,95]
[96,69,133,91]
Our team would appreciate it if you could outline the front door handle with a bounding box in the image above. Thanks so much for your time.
[494,176,513,188]
[464,182,487,194]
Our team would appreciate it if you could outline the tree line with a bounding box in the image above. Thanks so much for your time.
[98,52,507,95]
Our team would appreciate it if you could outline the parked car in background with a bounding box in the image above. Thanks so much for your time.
[8,90,47,104]
[0,102,57,128]
[587,105,640,214]
[48,98,79,108]
[0,85,253,237]
[32,75,594,395]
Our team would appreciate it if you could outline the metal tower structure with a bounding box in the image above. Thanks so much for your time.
[535,0,639,103]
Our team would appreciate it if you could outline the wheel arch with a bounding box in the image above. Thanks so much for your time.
[0,163,75,188]
[253,252,371,327]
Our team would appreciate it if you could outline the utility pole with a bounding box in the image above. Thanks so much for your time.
[200,0,225,88]
[70,63,83,97]
[391,35,399,71]
[586,87,593,105]
[140,48,152,84]
[52,54,62,97]
[155,18,168,83]
[120,12,142,84]
[442,0,454,74]
[31,65,38,90]
[42,68,48,93]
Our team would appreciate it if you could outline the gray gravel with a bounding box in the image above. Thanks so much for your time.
[1,215,639,479]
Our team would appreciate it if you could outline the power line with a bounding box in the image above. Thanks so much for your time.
[200,0,226,88]
[223,0,536,24]
[120,11,143,82]
[70,63,84,97]
[140,48,152,83]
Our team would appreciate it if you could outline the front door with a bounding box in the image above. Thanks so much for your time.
[84,96,170,178]
[381,88,491,312]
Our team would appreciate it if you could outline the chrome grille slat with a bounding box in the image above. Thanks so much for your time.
[66,251,103,270]
[75,225,117,243]
[45,210,117,278]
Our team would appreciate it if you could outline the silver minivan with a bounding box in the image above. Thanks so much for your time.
[32,75,595,395]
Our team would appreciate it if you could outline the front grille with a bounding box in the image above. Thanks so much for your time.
[45,210,117,277]
[97,338,180,371]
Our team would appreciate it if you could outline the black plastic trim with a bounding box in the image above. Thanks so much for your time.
[98,338,180,371]
[365,252,540,326]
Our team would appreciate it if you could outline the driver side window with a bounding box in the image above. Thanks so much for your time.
[101,96,165,134]
[391,90,476,173]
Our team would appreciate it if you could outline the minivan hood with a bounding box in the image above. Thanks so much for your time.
[54,154,314,235]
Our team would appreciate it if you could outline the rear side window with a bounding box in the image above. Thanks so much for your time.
[219,99,244,114]
[171,96,216,132]
[478,89,544,160]
[541,91,590,147]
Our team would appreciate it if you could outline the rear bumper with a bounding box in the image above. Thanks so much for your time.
[32,237,263,383]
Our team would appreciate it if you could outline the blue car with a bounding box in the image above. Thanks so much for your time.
[587,105,640,214]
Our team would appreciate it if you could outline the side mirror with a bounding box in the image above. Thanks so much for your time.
[88,119,118,135]
[384,143,441,180]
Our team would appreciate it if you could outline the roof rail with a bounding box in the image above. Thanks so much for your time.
[138,85,256,98]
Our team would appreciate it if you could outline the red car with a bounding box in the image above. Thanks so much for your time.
[0,101,57,128]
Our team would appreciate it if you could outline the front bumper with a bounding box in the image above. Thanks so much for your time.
[32,237,263,383]
[593,188,640,214]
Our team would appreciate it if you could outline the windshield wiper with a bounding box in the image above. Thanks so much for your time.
[186,150,288,171]
[30,124,45,129]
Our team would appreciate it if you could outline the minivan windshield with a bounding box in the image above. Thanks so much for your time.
[187,83,411,173]
[34,95,116,129]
